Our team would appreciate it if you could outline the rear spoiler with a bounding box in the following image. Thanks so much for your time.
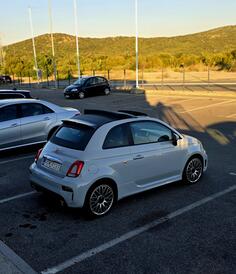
[62,119,96,128]
[118,110,147,117]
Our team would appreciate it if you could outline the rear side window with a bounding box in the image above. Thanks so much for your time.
[43,105,54,114]
[0,105,18,122]
[21,103,52,117]
[0,93,25,99]
[103,125,130,149]
[96,77,106,84]
[51,124,95,151]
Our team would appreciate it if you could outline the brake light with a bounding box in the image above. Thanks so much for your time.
[35,148,43,163]
[66,161,84,177]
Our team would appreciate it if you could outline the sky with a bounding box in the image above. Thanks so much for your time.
[0,0,236,45]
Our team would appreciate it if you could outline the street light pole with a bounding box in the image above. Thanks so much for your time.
[73,0,80,78]
[135,0,139,89]
[0,37,4,73]
[48,0,57,88]
[28,7,39,84]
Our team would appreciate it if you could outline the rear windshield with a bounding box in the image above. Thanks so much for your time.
[51,124,95,151]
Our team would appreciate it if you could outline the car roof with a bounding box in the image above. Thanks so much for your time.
[63,109,147,129]
[0,98,38,106]
[75,76,106,80]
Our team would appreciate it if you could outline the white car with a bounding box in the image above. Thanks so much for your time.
[30,110,208,217]
[0,99,80,151]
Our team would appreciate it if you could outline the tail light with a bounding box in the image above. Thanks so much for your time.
[66,161,84,177]
[35,148,43,163]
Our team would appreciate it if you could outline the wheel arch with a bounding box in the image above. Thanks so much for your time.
[86,177,118,203]
[182,153,204,180]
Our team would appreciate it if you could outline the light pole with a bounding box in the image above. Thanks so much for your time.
[48,0,57,88]
[28,7,40,84]
[73,0,80,78]
[0,37,4,73]
[135,0,139,89]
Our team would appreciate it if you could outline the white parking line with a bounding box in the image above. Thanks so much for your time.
[41,184,236,274]
[0,155,34,165]
[178,99,235,113]
[0,241,37,274]
[0,191,37,205]
[229,172,236,176]
[226,113,236,118]
[175,98,196,104]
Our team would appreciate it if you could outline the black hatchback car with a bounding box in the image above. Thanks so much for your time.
[64,76,111,99]
[0,89,32,99]
[0,75,12,84]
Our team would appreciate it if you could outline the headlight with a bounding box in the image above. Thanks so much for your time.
[71,88,78,92]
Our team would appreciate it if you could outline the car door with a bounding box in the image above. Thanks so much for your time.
[96,77,106,94]
[0,104,21,150]
[128,121,185,187]
[20,102,55,144]
[84,77,97,96]
[101,124,134,192]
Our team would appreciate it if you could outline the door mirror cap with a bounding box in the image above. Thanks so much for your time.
[172,133,178,146]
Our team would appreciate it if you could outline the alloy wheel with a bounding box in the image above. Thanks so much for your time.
[104,88,110,95]
[89,184,114,216]
[186,158,203,183]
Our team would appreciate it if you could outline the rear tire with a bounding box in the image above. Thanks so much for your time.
[83,183,115,218]
[183,156,203,184]
[104,88,110,95]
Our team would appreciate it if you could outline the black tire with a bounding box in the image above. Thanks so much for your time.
[183,156,203,184]
[83,183,115,218]
[104,88,110,95]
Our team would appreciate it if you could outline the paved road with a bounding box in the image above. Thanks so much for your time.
[0,90,235,274]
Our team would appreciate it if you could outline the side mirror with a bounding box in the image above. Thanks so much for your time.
[172,133,178,146]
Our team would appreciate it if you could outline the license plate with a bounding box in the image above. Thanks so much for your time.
[42,158,62,172]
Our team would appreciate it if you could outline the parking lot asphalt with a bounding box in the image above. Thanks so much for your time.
[0,89,235,274]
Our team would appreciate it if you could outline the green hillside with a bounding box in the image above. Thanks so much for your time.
[2,25,236,77]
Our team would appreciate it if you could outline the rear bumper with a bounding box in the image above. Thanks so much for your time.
[29,163,89,208]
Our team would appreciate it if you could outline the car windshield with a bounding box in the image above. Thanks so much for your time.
[73,78,86,85]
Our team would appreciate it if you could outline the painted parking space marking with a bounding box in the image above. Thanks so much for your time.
[41,184,236,274]
[0,240,37,274]
[226,113,236,118]
[178,99,236,113]
[0,191,37,205]
[229,172,236,176]
[0,155,34,165]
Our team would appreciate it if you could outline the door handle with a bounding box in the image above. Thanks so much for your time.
[44,117,51,121]
[10,123,18,127]
[133,155,144,160]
